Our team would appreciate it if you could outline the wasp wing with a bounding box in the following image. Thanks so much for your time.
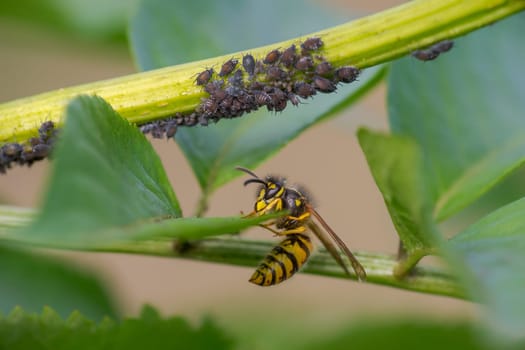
[307,205,367,281]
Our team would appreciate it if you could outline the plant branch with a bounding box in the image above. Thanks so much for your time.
[95,238,465,299]
[0,0,523,143]
[0,206,465,299]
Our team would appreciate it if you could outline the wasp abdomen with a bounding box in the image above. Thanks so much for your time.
[249,234,313,286]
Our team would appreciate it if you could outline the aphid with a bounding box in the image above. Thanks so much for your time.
[314,61,333,77]
[294,82,316,99]
[253,91,272,106]
[412,40,454,61]
[228,69,244,87]
[38,121,55,141]
[280,45,297,67]
[31,143,51,159]
[219,58,238,77]
[237,167,366,286]
[295,56,314,71]
[288,93,301,107]
[204,80,224,94]
[263,49,281,64]
[2,143,23,158]
[242,54,256,76]
[301,37,323,52]
[313,76,336,93]
[266,67,287,81]
[195,68,214,86]
[334,66,360,83]
[201,98,219,116]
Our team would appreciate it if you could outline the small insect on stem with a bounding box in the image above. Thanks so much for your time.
[412,40,454,61]
[236,166,366,286]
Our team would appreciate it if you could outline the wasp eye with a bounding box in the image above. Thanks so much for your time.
[265,183,282,199]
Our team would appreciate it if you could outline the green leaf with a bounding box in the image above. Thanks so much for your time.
[130,0,384,200]
[0,0,132,44]
[22,95,181,247]
[0,247,117,320]
[388,14,525,221]
[0,305,234,350]
[300,319,486,350]
[448,197,525,343]
[357,128,437,253]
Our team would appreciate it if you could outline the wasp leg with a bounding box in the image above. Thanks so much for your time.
[258,223,282,236]
[286,212,311,221]
[276,225,307,236]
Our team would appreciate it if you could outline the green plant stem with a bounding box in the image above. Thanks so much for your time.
[0,205,465,299]
[393,247,434,279]
[96,238,465,299]
[0,0,523,143]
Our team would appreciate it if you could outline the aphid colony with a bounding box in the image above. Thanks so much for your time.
[140,37,360,139]
[0,121,57,173]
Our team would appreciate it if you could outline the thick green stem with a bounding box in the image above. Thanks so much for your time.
[0,0,523,143]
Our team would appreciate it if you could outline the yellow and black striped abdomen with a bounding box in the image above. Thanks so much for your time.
[249,234,313,286]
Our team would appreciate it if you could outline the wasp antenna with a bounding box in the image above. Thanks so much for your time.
[243,178,267,187]
[235,166,261,179]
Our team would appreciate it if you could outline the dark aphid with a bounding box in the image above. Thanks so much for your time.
[294,82,316,98]
[225,85,244,97]
[229,69,244,87]
[295,56,314,71]
[288,93,301,106]
[219,58,238,77]
[151,124,164,139]
[411,49,439,61]
[212,87,227,102]
[165,124,177,138]
[301,37,323,52]
[263,49,281,64]
[253,91,272,106]
[412,40,454,61]
[183,113,199,127]
[280,45,297,67]
[31,143,51,159]
[242,54,256,76]
[2,143,23,158]
[334,66,360,83]
[315,61,333,77]
[204,80,224,94]
[268,89,287,112]
[38,121,55,140]
[266,66,287,81]
[433,40,454,53]
[196,68,214,86]
[313,76,337,93]
[201,98,219,116]
[29,137,42,147]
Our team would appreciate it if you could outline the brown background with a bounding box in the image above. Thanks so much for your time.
[0,0,474,345]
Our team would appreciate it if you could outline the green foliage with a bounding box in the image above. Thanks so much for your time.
[357,129,437,254]
[388,15,525,221]
[22,96,181,247]
[0,306,234,350]
[300,320,483,350]
[0,246,117,320]
[1,0,525,349]
[359,13,525,344]
[130,0,384,203]
[449,198,525,341]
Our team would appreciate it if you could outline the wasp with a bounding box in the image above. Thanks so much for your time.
[237,167,367,286]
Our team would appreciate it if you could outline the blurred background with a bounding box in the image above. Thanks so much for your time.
[0,0,476,347]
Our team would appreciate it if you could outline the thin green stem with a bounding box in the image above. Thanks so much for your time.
[393,247,434,279]
[95,238,464,299]
[0,0,523,143]
[0,205,464,299]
